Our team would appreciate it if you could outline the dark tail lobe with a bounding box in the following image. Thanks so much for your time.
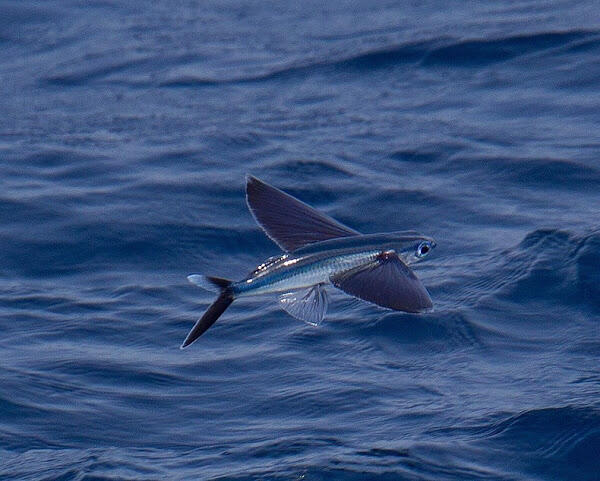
[181,282,234,349]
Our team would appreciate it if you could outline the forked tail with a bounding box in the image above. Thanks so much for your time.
[181,276,234,349]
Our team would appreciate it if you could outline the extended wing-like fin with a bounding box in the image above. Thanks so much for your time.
[330,251,432,313]
[246,175,360,251]
[279,284,328,326]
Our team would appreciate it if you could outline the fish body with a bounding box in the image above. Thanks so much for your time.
[233,232,434,297]
[181,176,436,348]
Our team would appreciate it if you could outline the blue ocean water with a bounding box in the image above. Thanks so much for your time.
[1,1,600,479]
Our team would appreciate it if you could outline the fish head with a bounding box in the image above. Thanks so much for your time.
[386,231,436,265]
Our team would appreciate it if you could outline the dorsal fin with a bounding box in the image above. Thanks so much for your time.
[246,175,360,251]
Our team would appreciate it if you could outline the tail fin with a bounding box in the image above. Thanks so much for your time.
[181,279,234,349]
[187,274,232,293]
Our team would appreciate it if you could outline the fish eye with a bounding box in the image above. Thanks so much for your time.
[416,242,431,258]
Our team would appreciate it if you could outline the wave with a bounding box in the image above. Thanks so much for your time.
[484,406,600,458]
[426,406,600,481]
[161,30,596,87]
[448,156,600,190]
[39,29,598,88]
[432,228,600,312]
[361,310,486,352]
[421,30,592,67]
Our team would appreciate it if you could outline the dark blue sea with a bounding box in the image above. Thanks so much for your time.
[2,1,600,480]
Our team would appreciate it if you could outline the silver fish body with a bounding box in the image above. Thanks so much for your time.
[233,232,434,297]
[234,249,380,297]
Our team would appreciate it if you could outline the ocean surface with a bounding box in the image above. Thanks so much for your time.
[1,1,599,480]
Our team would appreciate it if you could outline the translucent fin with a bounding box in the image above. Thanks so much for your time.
[279,284,329,326]
[246,175,360,252]
[330,250,432,313]
[187,275,231,293]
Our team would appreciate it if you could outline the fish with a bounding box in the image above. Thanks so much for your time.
[181,175,436,348]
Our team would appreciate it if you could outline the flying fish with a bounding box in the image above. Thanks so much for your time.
[182,176,436,348]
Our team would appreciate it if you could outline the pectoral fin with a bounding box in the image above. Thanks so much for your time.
[331,251,432,313]
[246,175,360,251]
